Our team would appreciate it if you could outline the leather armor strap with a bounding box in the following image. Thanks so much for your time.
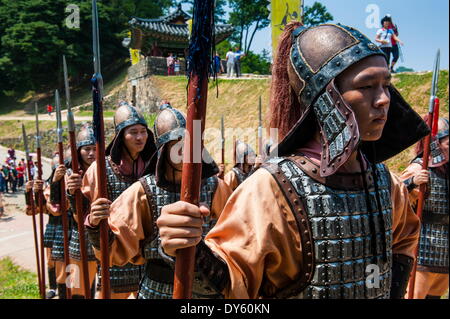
[390,254,414,299]
[50,180,61,204]
[195,240,230,294]
[86,225,115,250]
[262,161,315,298]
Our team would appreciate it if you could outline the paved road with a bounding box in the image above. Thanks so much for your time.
[0,145,52,273]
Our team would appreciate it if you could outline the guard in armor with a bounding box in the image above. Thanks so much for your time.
[63,124,98,298]
[157,23,428,299]
[82,102,157,299]
[224,141,256,191]
[401,117,449,299]
[86,106,232,299]
[25,159,59,299]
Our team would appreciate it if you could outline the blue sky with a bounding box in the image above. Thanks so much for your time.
[249,0,449,71]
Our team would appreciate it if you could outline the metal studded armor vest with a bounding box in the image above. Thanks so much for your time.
[137,175,219,299]
[51,211,72,261]
[263,157,393,299]
[232,167,248,186]
[413,159,449,273]
[97,157,144,293]
[44,214,62,248]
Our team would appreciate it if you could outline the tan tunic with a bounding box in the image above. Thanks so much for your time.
[91,178,232,267]
[203,168,421,299]
[224,170,240,191]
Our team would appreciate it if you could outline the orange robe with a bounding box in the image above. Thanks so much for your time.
[201,168,420,299]
[401,162,449,298]
[224,169,242,191]
[90,178,232,267]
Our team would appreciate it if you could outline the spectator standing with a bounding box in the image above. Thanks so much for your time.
[8,165,17,193]
[174,58,180,76]
[7,147,16,164]
[0,191,4,218]
[213,52,224,75]
[2,165,9,193]
[375,16,403,67]
[16,163,25,188]
[387,15,400,73]
[166,53,175,76]
[234,47,245,78]
[47,104,53,116]
[0,165,6,193]
[226,48,236,78]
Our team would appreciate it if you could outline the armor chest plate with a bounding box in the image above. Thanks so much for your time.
[137,175,218,299]
[264,158,393,299]
[423,169,449,225]
[106,158,135,201]
[232,167,248,185]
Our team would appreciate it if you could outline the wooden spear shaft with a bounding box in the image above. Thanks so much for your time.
[22,124,43,298]
[64,54,91,298]
[34,103,46,299]
[173,0,214,299]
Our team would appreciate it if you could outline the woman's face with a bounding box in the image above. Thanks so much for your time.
[383,21,390,29]
[123,124,148,155]
[79,145,96,167]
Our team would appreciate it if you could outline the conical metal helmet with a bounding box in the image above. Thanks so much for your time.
[113,102,147,134]
[275,23,429,177]
[76,123,95,149]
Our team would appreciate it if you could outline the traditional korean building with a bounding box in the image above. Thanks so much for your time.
[128,5,234,58]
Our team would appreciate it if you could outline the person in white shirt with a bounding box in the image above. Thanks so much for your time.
[376,16,403,67]
[226,49,236,78]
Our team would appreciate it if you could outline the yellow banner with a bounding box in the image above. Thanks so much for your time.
[271,0,303,57]
[130,49,140,65]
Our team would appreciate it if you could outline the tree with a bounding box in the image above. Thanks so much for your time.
[228,0,270,54]
[240,49,271,75]
[0,0,175,94]
[303,2,333,27]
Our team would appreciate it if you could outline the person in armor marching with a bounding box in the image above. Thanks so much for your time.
[156,22,428,299]
[401,117,449,299]
[224,141,257,191]
[63,123,98,298]
[86,106,232,299]
[25,161,58,299]
[81,102,157,299]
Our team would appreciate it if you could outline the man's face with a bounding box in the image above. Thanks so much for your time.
[123,124,148,154]
[336,55,391,142]
[80,145,96,166]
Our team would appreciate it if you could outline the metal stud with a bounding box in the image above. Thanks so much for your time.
[312,168,318,174]
[300,160,306,165]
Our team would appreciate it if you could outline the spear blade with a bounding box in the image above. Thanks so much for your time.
[55,90,63,143]
[34,103,41,149]
[428,50,440,113]
[92,0,103,100]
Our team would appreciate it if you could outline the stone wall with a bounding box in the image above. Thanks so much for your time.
[126,56,186,113]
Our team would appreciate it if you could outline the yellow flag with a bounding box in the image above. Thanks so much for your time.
[187,19,193,37]
[130,49,141,65]
[271,0,303,57]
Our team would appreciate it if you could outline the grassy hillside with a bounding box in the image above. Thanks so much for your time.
[151,71,449,174]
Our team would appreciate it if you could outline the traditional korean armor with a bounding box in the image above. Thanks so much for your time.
[96,157,145,293]
[412,158,449,273]
[137,174,219,299]
[262,156,393,299]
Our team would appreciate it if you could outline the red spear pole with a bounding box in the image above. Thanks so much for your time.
[173,0,215,299]
[22,124,43,298]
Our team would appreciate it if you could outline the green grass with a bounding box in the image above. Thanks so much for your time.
[0,257,40,299]
[75,110,115,117]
